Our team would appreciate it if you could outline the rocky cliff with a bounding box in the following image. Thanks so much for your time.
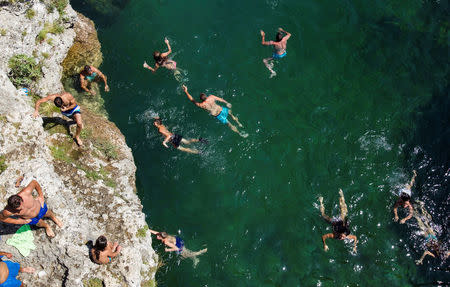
[0,1,157,286]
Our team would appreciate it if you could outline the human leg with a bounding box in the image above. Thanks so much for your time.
[228,111,243,127]
[181,138,200,145]
[263,57,276,78]
[177,146,199,154]
[36,219,55,238]
[318,197,332,223]
[339,189,348,221]
[73,113,84,146]
[44,209,63,228]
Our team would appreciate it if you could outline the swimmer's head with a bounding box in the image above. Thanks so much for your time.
[7,195,23,210]
[93,235,108,261]
[153,117,162,126]
[54,97,63,108]
[84,65,92,73]
[156,232,168,240]
[333,219,350,238]
[153,51,162,60]
[400,192,411,202]
[276,32,283,42]
[200,93,207,102]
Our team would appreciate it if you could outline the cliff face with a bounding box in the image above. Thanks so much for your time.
[0,1,157,286]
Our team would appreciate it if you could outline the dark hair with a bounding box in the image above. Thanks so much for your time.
[200,93,207,102]
[400,193,411,202]
[7,195,23,209]
[157,232,168,238]
[84,65,92,73]
[93,235,108,261]
[153,51,166,65]
[332,219,350,237]
[276,32,283,42]
[54,97,63,108]
[154,118,162,125]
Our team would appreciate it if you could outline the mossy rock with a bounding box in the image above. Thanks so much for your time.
[83,278,104,287]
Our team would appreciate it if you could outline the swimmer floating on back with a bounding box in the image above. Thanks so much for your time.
[393,170,417,224]
[260,27,291,78]
[319,189,357,253]
[149,228,207,267]
[182,85,247,138]
[153,117,206,154]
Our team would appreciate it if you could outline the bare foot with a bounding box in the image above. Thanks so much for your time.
[143,61,150,69]
[75,136,83,146]
[45,227,55,238]
[239,131,249,138]
[318,196,323,204]
[339,189,344,197]
[15,174,24,188]
[53,217,63,228]
[20,267,35,274]
[269,71,277,78]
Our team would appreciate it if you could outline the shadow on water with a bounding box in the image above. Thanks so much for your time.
[69,0,131,27]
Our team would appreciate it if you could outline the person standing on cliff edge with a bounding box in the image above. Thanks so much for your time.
[79,65,110,96]
[0,180,63,238]
[33,91,84,146]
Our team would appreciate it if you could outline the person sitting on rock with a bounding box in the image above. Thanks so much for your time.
[90,235,122,264]
[0,180,63,238]
[33,91,84,146]
[0,250,35,287]
[149,228,207,267]
[79,65,109,96]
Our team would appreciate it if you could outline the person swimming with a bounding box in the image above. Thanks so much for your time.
[90,235,122,265]
[393,170,417,224]
[153,117,206,154]
[182,85,247,137]
[149,228,207,267]
[415,228,450,265]
[260,27,292,78]
[143,37,182,78]
[318,189,358,253]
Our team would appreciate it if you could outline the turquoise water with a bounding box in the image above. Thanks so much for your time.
[71,0,449,285]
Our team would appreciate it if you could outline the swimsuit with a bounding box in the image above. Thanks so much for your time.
[170,134,183,148]
[425,233,437,242]
[0,260,21,287]
[28,203,47,225]
[175,236,184,255]
[272,51,286,59]
[61,105,81,118]
[215,107,229,124]
[85,72,97,82]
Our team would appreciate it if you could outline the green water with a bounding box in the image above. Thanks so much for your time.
[71,0,449,285]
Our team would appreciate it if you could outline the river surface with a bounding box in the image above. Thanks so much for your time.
[71,0,449,285]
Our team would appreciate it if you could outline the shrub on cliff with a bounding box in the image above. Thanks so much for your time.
[8,54,42,88]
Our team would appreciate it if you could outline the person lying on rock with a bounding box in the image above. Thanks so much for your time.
[79,65,110,96]
[90,235,122,264]
[33,91,84,146]
[153,117,207,154]
[0,180,63,238]
[0,251,35,287]
[149,228,207,267]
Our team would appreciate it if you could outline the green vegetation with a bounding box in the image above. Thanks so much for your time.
[22,31,27,37]
[46,0,68,16]
[41,52,49,59]
[36,22,64,42]
[94,139,118,160]
[82,278,103,287]
[0,29,6,36]
[8,54,42,88]
[25,8,35,20]
[47,38,53,46]
[136,225,149,238]
[0,115,6,123]
[0,155,7,175]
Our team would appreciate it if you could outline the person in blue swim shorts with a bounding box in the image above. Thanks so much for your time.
[33,92,84,146]
[79,65,110,96]
[260,27,292,78]
[149,228,207,267]
[182,85,247,137]
[0,180,63,238]
[0,251,35,287]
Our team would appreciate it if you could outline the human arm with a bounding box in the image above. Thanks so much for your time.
[399,202,413,224]
[278,27,291,40]
[347,234,358,252]
[260,30,273,46]
[322,233,333,251]
[33,94,58,117]
[393,200,400,222]
[182,85,200,106]
[0,251,13,258]
[416,250,435,265]
[26,180,43,200]
[143,61,159,73]
[149,229,160,235]
[0,210,31,225]
[164,241,179,252]
[160,37,172,58]
[162,136,171,148]
[92,67,109,92]
[79,74,91,94]
[210,95,231,107]
[407,170,417,189]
